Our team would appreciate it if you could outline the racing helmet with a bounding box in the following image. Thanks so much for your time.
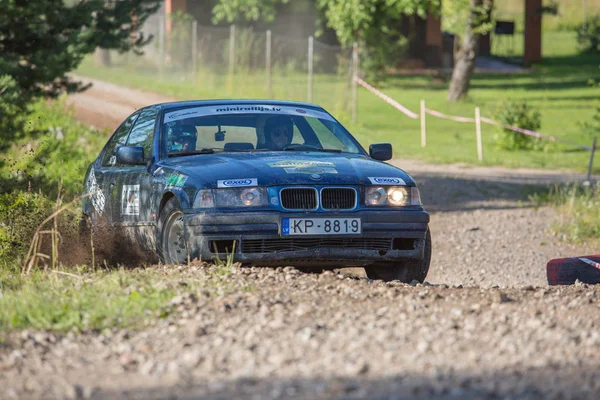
[170,124,197,152]
[263,116,293,150]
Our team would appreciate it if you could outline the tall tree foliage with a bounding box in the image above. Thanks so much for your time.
[315,0,440,76]
[447,0,493,101]
[211,0,288,23]
[0,0,160,153]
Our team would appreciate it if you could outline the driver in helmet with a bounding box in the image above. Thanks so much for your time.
[263,116,293,151]
[170,124,197,153]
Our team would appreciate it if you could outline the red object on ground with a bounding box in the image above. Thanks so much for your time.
[547,255,600,285]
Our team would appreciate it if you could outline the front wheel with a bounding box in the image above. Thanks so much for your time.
[364,230,432,283]
[157,198,188,265]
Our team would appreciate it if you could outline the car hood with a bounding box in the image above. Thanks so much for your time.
[160,152,415,188]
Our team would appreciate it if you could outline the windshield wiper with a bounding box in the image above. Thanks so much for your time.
[168,148,223,157]
[284,144,342,153]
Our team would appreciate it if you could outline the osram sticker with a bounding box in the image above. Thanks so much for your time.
[368,177,406,185]
[121,185,140,216]
[217,178,258,188]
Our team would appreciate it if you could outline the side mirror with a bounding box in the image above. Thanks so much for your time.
[116,146,145,165]
[369,143,392,161]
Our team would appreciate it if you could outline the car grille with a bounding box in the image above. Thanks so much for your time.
[321,188,356,210]
[280,188,317,210]
[241,238,392,253]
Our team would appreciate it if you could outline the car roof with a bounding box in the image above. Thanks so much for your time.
[153,99,327,112]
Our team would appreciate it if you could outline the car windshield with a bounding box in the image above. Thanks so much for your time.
[163,104,363,156]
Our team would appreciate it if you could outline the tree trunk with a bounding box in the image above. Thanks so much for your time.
[447,0,488,101]
[94,48,111,67]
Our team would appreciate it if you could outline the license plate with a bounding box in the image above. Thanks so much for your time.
[281,217,361,235]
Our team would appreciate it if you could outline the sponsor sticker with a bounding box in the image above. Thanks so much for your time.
[86,170,105,216]
[164,105,334,123]
[165,173,187,189]
[579,257,600,269]
[268,160,335,168]
[368,177,406,185]
[121,185,140,216]
[284,167,338,175]
[217,178,258,188]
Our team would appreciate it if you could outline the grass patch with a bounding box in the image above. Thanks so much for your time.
[0,264,237,332]
[77,31,600,173]
[530,182,600,243]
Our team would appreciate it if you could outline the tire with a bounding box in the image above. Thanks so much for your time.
[157,197,188,265]
[364,230,432,283]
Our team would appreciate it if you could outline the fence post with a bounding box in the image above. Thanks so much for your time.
[191,20,198,81]
[352,42,358,123]
[158,15,165,76]
[586,136,597,182]
[475,107,483,161]
[307,36,314,103]
[266,30,272,98]
[420,100,427,148]
[229,24,235,77]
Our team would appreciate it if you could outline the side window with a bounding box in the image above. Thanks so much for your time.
[102,112,139,167]
[126,108,159,161]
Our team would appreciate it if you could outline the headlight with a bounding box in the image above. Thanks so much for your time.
[193,189,215,208]
[365,187,387,206]
[365,186,421,207]
[193,187,268,208]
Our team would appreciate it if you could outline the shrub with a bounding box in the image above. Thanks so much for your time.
[1,97,105,200]
[0,98,104,270]
[0,192,55,269]
[493,100,543,150]
[576,15,600,53]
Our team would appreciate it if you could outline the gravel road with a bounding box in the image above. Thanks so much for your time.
[2,265,600,399]
[2,77,598,399]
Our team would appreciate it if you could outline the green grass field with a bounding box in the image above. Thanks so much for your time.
[77,31,600,173]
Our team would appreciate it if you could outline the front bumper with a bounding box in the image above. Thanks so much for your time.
[183,210,429,267]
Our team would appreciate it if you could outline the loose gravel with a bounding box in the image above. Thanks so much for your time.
[1,265,599,399]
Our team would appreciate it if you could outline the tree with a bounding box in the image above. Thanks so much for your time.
[447,0,493,101]
[211,0,288,24]
[315,0,440,76]
[0,0,161,152]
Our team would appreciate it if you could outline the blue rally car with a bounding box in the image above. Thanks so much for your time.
[82,100,431,282]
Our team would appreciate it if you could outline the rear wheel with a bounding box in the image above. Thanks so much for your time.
[158,198,188,265]
[364,230,432,283]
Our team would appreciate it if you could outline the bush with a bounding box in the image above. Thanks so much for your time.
[0,97,106,200]
[0,98,105,270]
[576,15,600,53]
[0,192,55,269]
[493,100,543,150]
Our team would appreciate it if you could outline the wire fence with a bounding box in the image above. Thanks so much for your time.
[103,18,354,118]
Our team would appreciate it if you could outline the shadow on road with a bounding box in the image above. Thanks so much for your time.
[412,172,549,212]
[94,365,598,399]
